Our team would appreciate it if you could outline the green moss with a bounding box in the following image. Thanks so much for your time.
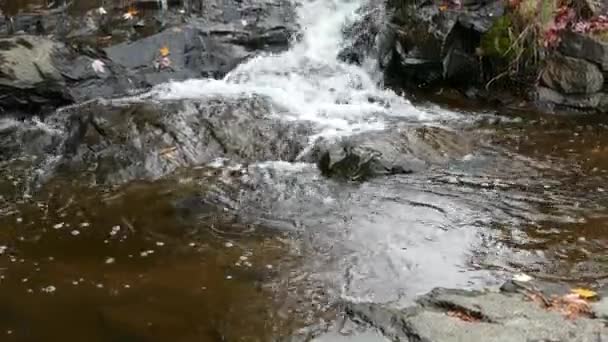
[480,16,517,58]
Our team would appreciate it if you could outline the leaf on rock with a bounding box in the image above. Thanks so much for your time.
[570,288,598,300]
[159,46,170,57]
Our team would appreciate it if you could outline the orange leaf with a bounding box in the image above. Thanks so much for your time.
[159,46,170,57]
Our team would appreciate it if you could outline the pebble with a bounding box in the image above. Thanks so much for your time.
[155,241,165,247]
[72,281,79,285]
[109,225,121,236]
[105,257,115,264]
[16,218,23,223]
[96,283,104,288]
[41,285,56,293]
[224,242,234,248]
[266,264,273,269]
[226,275,233,280]
[0,246,7,255]
[123,284,131,289]
[239,256,248,261]
[80,222,90,228]
[53,222,65,229]
[140,250,155,257]
[70,230,80,236]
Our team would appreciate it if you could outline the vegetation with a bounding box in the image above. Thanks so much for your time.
[479,0,608,89]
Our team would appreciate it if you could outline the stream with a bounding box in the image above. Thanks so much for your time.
[1,0,608,340]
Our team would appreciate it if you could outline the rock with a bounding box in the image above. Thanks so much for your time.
[559,31,608,71]
[593,298,608,320]
[338,1,394,68]
[536,86,604,110]
[541,53,604,94]
[0,35,144,114]
[0,36,72,112]
[348,288,608,342]
[302,125,472,181]
[56,95,310,185]
[386,0,503,88]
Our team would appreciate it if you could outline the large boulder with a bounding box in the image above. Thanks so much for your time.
[541,53,604,94]
[0,35,144,114]
[347,287,608,342]
[302,125,472,181]
[56,95,311,185]
[385,0,504,88]
[559,31,608,71]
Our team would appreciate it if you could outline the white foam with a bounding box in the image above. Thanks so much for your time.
[140,0,459,139]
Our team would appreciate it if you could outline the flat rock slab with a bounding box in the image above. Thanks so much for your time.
[348,288,608,342]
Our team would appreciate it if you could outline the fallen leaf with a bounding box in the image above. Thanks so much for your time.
[447,309,480,322]
[512,273,532,282]
[91,59,106,75]
[123,7,138,20]
[571,288,598,300]
[159,46,170,57]
[550,293,592,320]
[439,4,448,11]
[159,146,177,156]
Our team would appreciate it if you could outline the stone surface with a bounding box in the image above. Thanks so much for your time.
[560,31,608,71]
[536,86,604,110]
[348,288,608,342]
[302,125,472,181]
[541,53,604,94]
[56,96,310,185]
[385,0,503,88]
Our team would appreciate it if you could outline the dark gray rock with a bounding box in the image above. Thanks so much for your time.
[348,288,608,342]
[56,95,310,185]
[386,0,503,88]
[541,53,604,94]
[302,125,472,181]
[536,86,604,110]
[338,1,394,69]
[559,31,608,71]
[0,35,144,114]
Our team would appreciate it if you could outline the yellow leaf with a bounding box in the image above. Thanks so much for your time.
[571,288,598,300]
[127,7,139,16]
[439,4,448,11]
[159,46,170,57]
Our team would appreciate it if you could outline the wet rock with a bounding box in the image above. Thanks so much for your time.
[0,36,71,112]
[536,86,604,111]
[559,31,608,71]
[541,53,604,94]
[348,288,608,342]
[338,1,393,68]
[302,125,472,181]
[56,96,310,184]
[0,35,143,114]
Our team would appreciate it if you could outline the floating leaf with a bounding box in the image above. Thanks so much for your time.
[570,288,597,300]
[159,46,170,57]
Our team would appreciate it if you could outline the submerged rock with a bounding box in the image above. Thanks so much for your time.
[347,287,608,342]
[56,96,310,185]
[302,125,472,181]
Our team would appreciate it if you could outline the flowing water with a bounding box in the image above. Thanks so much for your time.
[1,0,608,341]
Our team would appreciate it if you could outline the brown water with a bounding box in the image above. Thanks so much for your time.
[0,108,607,340]
[0,173,313,341]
